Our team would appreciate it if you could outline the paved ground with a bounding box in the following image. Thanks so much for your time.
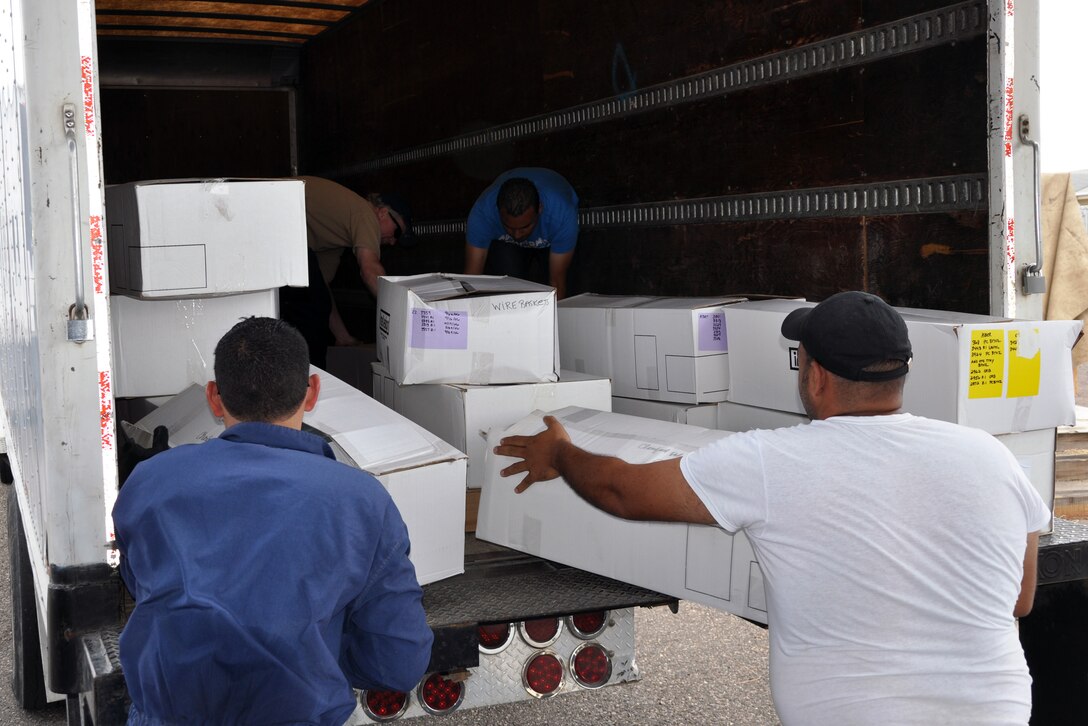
[0,488,779,725]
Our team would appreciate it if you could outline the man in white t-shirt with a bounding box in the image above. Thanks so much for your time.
[495,291,1048,725]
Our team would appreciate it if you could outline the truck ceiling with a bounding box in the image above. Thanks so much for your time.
[95,0,370,45]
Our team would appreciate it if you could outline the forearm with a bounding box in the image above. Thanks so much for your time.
[355,248,386,297]
[464,244,487,275]
[554,441,635,518]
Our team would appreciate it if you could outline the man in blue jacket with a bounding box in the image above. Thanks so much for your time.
[113,317,433,725]
[464,167,578,298]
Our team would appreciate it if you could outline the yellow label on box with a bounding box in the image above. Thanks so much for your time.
[1007,329,1041,398]
[968,329,1005,399]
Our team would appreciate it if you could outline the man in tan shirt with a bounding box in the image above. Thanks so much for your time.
[286,177,414,354]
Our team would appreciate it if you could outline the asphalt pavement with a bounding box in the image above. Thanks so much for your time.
[0,489,779,725]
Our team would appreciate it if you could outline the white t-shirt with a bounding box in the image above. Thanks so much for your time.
[680,414,1050,726]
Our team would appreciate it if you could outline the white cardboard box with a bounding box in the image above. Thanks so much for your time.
[724,300,1083,434]
[376,274,559,385]
[610,396,719,428]
[898,313,1082,434]
[105,178,308,298]
[559,294,742,404]
[558,294,655,378]
[477,407,768,624]
[111,290,279,398]
[373,365,612,488]
[995,428,1056,534]
[722,299,815,413]
[716,401,810,432]
[611,297,743,404]
[128,370,468,586]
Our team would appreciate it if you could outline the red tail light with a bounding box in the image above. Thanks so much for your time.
[477,622,514,654]
[518,617,562,648]
[417,673,464,715]
[567,610,608,639]
[569,643,613,689]
[361,689,408,721]
[522,651,564,698]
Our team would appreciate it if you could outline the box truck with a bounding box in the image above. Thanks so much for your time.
[2,1,1086,723]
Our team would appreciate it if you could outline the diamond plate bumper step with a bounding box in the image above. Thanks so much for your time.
[421,536,675,671]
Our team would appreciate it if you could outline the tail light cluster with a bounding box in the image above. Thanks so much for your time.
[512,611,613,698]
[362,610,613,719]
[361,673,465,721]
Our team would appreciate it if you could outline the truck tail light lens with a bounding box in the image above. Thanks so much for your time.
[569,643,612,689]
[567,610,608,639]
[478,622,514,654]
[361,689,408,721]
[518,617,562,648]
[417,673,464,715]
[522,651,564,698]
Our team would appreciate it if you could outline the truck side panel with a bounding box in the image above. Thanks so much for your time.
[2,0,119,701]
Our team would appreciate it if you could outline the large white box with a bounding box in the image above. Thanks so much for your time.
[611,297,743,404]
[111,290,279,398]
[105,178,308,298]
[724,300,1083,434]
[995,428,1056,534]
[716,401,810,432]
[559,294,741,404]
[477,407,768,624]
[558,294,654,378]
[722,299,815,413]
[610,396,719,428]
[376,274,559,385]
[898,313,1082,434]
[373,365,612,488]
[127,370,468,586]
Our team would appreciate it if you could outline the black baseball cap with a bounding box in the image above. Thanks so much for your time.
[781,291,912,381]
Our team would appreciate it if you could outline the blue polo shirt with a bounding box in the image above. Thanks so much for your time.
[114,422,433,726]
[466,167,579,252]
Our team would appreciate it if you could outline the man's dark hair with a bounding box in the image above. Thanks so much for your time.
[496,178,540,216]
[213,317,310,422]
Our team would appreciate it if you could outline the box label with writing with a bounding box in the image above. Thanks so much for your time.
[410,308,468,349]
[698,312,727,352]
[968,329,1005,399]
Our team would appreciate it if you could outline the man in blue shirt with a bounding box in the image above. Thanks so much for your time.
[464,167,579,298]
[113,317,433,725]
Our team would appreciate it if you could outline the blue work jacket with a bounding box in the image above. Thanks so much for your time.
[113,422,433,725]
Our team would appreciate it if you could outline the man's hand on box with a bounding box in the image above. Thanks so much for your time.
[495,415,570,493]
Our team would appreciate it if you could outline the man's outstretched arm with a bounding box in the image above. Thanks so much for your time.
[495,415,716,525]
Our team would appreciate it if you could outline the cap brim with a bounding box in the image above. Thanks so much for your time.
[781,307,811,341]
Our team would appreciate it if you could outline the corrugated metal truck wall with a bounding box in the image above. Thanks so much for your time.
[298,0,990,310]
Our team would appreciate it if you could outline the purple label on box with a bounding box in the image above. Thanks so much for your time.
[410,308,469,349]
[698,312,727,352]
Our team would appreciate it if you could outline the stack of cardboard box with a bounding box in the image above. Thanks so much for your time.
[106,178,308,398]
[108,180,468,586]
[476,292,784,625]
[371,275,612,527]
[558,294,810,430]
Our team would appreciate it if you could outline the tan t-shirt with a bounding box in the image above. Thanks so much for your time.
[296,176,381,282]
